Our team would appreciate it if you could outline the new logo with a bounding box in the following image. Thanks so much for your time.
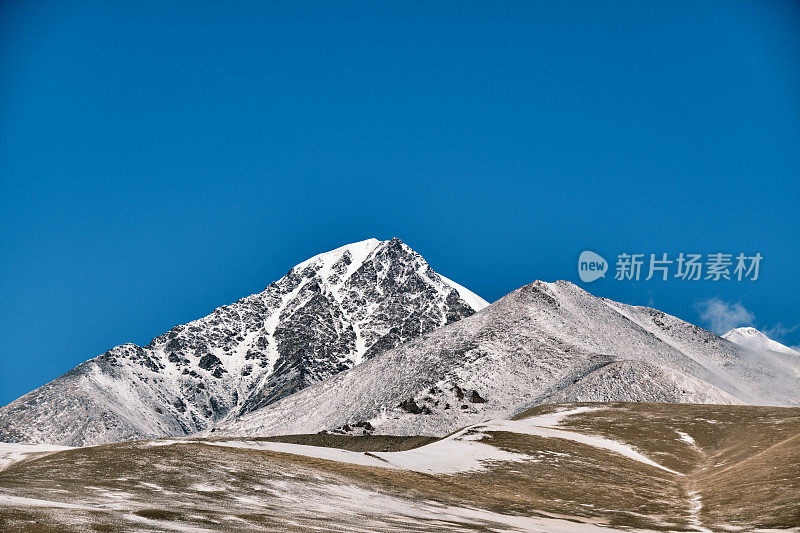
[578,250,607,282]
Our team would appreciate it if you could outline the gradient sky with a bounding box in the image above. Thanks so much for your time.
[2,1,799,406]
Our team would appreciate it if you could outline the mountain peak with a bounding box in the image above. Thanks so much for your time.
[0,237,488,445]
[291,238,382,275]
[289,238,488,311]
[722,327,798,356]
[726,326,761,336]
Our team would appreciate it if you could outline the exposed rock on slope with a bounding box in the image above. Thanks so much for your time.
[215,281,799,438]
[0,238,487,446]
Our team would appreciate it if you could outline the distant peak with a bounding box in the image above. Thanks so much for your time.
[504,281,559,306]
[723,327,762,338]
[519,280,582,294]
[283,237,488,311]
[553,280,583,290]
[723,327,799,356]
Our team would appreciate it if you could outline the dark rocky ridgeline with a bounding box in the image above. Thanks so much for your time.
[237,238,485,414]
[0,238,488,446]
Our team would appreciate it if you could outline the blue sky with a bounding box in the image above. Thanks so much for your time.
[1,1,799,406]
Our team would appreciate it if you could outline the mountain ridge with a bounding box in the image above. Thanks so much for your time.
[4,240,799,448]
[213,280,799,438]
[0,238,487,446]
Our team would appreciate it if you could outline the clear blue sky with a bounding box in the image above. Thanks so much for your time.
[2,1,799,406]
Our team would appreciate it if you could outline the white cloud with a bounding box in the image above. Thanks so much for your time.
[695,298,755,334]
[763,322,799,342]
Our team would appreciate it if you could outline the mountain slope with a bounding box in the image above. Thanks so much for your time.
[722,326,799,356]
[3,403,798,532]
[215,280,800,438]
[0,238,487,446]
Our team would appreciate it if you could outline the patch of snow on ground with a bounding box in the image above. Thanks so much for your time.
[501,407,683,475]
[200,440,395,469]
[199,406,683,476]
[190,483,226,492]
[0,442,72,471]
[686,490,711,532]
[0,494,95,510]
[267,481,637,533]
[373,437,528,474]
[676,431,697,447]
[375,406,682,475]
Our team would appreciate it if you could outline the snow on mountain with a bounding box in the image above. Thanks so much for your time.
[0,238,487,446]
[722,327,799,356]
[214,280,800,438]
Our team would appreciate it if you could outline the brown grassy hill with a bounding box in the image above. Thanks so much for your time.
[1,403,798,532]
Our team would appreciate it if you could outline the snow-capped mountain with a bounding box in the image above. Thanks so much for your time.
[722,327,799,356]
[0,238,488,446]
[214,281,800,438]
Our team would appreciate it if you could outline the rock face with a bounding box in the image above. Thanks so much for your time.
[0,238,488,446]
[214,281,800,439]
